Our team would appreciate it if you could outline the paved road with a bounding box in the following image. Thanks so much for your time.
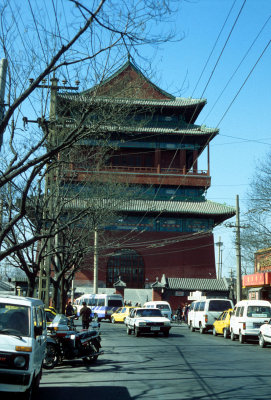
[38,322,271,400]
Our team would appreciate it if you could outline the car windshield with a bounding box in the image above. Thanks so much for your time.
[247,306,271,318]
[0,303,30,337]
[136,309,162,317]
[209,300,232,312]
[156,304,170,310]
[51,314,69,325]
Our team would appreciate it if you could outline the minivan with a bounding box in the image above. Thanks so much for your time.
[230,299,271,343]
[188,298,234,333]
[143,301,172,320]
[0,295,47,398]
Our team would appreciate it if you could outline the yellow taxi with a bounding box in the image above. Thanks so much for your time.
[111,306,135,324]
[212,308,233,338]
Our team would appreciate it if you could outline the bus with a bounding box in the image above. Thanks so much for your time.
[74,293,124,321]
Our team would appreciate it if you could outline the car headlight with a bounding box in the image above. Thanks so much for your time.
[138,322,146,326]
[14,355,27,368]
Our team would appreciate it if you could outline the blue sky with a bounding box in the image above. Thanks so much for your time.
[141,0,271,277]
[2,0,270,279]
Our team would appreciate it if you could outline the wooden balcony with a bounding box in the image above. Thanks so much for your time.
[64,164,211,188]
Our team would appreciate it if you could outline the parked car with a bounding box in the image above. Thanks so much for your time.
[143,301,172,320]
[188,298,234,333]
[111,306,135,323]
[259,320,271,347]
[125,307,171,337]
[230,300,271,343]
[212,308,233,338]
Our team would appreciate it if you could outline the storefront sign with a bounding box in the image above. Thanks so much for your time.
[243,272,271,287]
[255,250,271,271]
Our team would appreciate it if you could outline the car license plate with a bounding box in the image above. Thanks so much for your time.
[151,327,160,331]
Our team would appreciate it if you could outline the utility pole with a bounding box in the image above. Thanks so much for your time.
[216,236,223,279]
[93,228,98,294]
[35,76,79,307]
[236,194,242,302]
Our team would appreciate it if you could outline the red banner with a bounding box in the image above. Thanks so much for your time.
[243,272,271,287]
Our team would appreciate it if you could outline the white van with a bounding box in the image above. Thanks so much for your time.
[230,299,271,343]
[0,295,47,398]
[188,298,234,333]
[143,301,172,320]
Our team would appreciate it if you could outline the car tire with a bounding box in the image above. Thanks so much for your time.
[212,327,217,336]
[111,317,115,324]
[199,325,205,334]
[190,322,195,332]
[259,333,266,348]
[163,330,169,337]
[135,328,140,337]
[223,328,228,339]
[230,330,235,341]
[239,331,245,344]
[127,326,131,335]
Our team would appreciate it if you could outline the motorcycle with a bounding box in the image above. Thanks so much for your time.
[43,314,103,369]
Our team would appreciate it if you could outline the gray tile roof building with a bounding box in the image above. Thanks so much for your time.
[167,277,229,292]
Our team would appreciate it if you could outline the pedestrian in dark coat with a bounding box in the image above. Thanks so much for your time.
[65,301,74,317]
[80,302,92,329]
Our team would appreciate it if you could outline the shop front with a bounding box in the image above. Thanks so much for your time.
[243,272,271,300]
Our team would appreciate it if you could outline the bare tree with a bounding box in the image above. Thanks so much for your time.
[241,149,271,272]
[0,0,180,263]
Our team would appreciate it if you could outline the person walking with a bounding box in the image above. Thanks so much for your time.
[80,302,92,329]
[65,301,74,317]
[176,306,182,324]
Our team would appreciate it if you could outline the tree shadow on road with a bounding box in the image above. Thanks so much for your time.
[37,385,131,400]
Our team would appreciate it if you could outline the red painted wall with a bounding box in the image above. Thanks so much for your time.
[75,231,216,287]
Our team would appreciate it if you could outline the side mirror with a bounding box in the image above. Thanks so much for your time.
[34,325,43,337]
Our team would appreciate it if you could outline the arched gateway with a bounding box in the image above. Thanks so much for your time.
[106,249,145,288]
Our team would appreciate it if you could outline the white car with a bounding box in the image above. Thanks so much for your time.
[259,321,271,347]
[125,308,171,337]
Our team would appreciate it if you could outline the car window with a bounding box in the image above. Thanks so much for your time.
[97,298,105,307]
[239,306,244,317]
[194,302,200,311]
[208,300,232,312]
[108,299,123,307]
[219,312,225,321]
[136,309,162,317]
[199,302,205,311]
[0,304,30,337]
[156,304,170,310]
[235,307,240,317]
[121,308,126,313]
[247,306,271,318]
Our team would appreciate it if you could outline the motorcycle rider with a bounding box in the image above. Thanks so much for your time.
[80,301,92,329]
